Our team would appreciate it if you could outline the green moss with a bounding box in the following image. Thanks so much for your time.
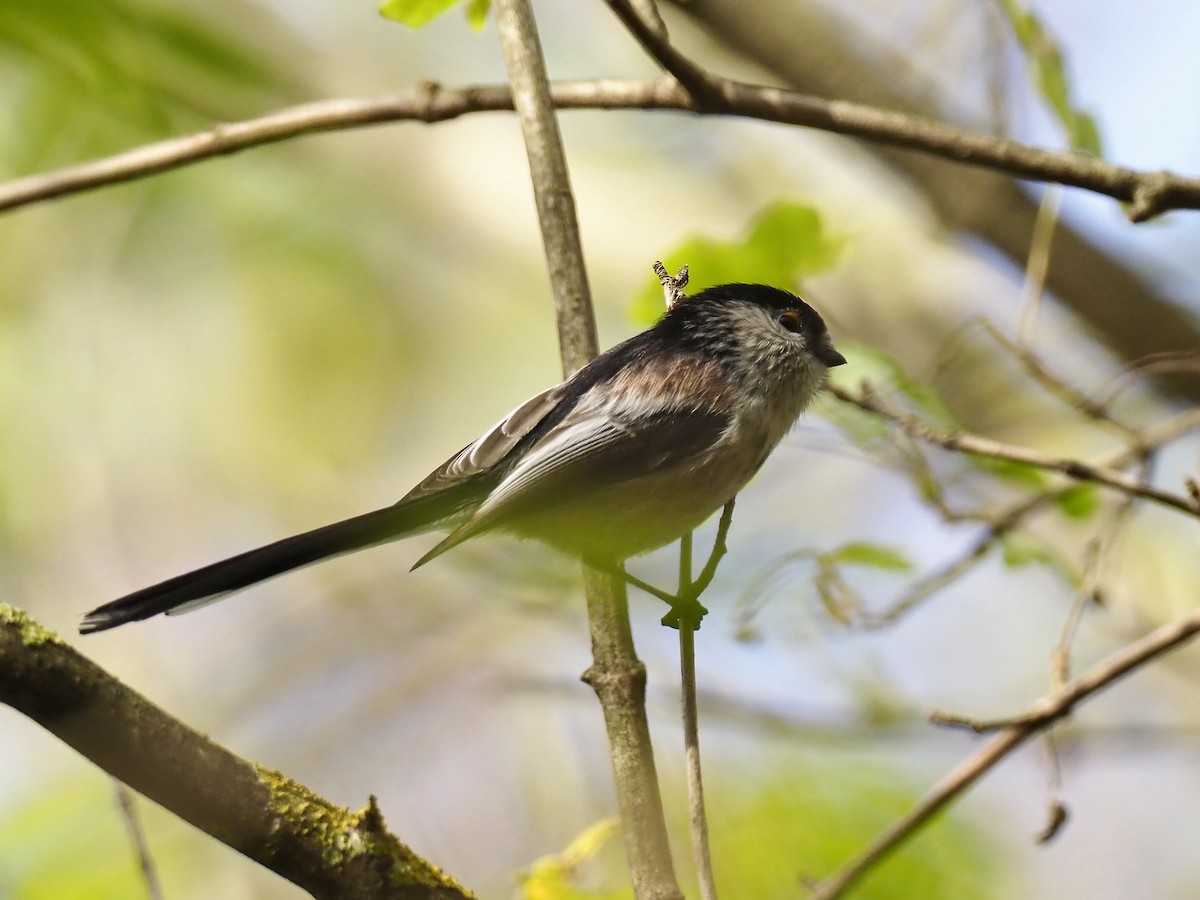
[254,766,473,895]
[0,603,66,647]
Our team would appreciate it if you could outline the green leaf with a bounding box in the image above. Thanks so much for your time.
[818,394,893,449]
[993,0,1103,155]
[519,819,626,900]
[892,375,958,429]
[825,342,959,429]
[1054,483,1101,520]
[969,455,1049,489]
[1000,533,1052,568]
[0,0,297,169]
[380,0,460,27]
[465,0,490,28]
[631,200,843,323]
[697,764,1008,900]
[630,237,751,323]
[998,534,1076,589]
[828,542,913,572]
[745,201,843,277]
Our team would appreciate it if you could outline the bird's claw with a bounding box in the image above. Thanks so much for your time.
[661,595,708,631]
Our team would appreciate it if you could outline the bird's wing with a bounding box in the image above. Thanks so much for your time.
[411,396,733,566]
[397,382,569,503]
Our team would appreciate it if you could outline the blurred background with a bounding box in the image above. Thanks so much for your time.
[3,0,1200,897]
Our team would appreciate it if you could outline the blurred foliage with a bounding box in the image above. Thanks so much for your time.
[834,342,958,429]
[0,1,435,545]
[741,541,914,628]
[998,532,1077,585]
[992,0,1102,154]
[0,776,197,899]
[828,541,914,572]
[826,340,1102,525]
[630,201,844,323]
[380,0,490,30]
[0,0,301,172]
[518,819,628,900]
[1054,483,1101,520]
[0,152,425,550]
[697,760,1006,899]
[513,758,1007,899]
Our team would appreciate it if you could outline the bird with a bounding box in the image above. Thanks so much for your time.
[80,283,845,633]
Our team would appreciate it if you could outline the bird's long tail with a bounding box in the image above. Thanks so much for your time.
[80,500,445,634]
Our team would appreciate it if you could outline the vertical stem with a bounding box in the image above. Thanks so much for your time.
[677,521,725,900]
[679,622,717,900]
[493,1,597,374]
[491,2,680,897]
[582,569,680,900]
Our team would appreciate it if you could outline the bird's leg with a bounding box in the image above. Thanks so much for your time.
[587,500,735,631]
[660,500,735,630]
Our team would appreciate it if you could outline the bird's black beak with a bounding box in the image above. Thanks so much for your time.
[819,343,848,367]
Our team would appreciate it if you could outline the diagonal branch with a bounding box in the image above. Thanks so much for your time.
[0,605,472,899]
[602,0,724,105]
[829,383,1200,519]
[809,605,1200,898]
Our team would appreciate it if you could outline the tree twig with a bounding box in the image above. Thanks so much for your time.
[810,605,1200,898]
[829,383,1200,518]
[795,405,1200,630]
[2,78,1199,220]
[114,783,164,900]
[602,0,725,106]
[976,319,1139,439]
[491,2,680,897]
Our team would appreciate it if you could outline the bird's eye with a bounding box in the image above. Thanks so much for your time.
[777,311,802,333]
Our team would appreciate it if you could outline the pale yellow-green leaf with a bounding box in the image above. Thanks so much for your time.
[519,819,626,900]
[379,0,460,28]
[992,0,1103,155]
[828,541,913,571]
[630,200,843,323]
[465,0,490,29]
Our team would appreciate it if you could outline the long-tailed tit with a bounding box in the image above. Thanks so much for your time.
[80,283,845,633]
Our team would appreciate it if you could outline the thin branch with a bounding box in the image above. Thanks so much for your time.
[1099,350,1200,408]
[1035,732,1069,845]
[1016,186,1062,346]
[1052,538,1103,687]
[114,783,164,900]
[810,605,1200,898]
[829,383,1200,518]
[676,531,718,900]
[602,0,725,105]
[0,605,472,899]
[679,622,717,900]
[675,502,735,900]
[491,2,680,897]
[3,78,1199,220]
[855,406,1200,626]
[977,319,1138,439]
